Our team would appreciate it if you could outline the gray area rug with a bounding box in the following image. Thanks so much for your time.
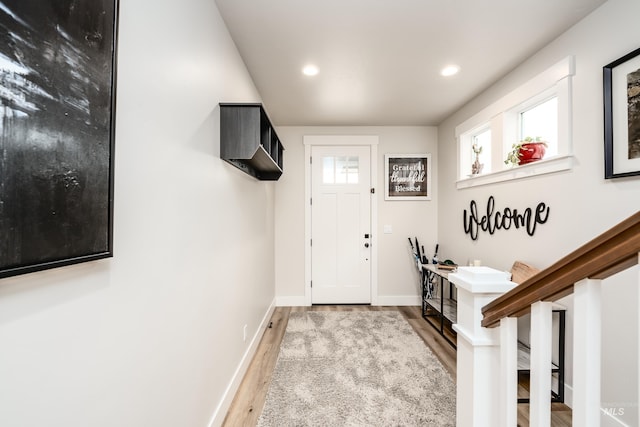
[257,311,456,426]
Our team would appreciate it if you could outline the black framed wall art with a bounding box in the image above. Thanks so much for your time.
[604,46,640,178]
[0,0,119,278]
[384,154,432,200]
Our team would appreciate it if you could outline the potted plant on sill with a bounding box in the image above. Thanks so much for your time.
[504,136,548,166]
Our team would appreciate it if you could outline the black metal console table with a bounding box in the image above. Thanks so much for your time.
[517,306,566,403]
[421,264,457,348]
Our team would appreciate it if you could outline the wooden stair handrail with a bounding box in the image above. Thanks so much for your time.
[482,211,640,328]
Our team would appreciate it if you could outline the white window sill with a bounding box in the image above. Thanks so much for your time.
[456,155,573,189]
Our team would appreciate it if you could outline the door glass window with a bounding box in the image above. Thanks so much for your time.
[322,156,335,183]
[323,156,359,184]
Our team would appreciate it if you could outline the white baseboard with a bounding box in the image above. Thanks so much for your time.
[375,295,421,306]
[275,295,308,306]
[275,295,420,307]
[561,382,572,409]
[563,383,573,408]
[208,298,276,427]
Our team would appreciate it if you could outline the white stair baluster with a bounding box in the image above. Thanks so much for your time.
[530,301,553,427]
[573,278,602,427]
[500,316,518,427]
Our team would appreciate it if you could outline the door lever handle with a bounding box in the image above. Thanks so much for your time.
[364,243,370,248]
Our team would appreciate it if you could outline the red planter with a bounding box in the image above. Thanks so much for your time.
[518,142,546,165]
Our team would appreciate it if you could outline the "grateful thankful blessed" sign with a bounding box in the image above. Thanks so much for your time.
[385,154,432,200]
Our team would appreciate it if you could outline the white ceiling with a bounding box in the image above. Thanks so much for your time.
[215,0,607,126]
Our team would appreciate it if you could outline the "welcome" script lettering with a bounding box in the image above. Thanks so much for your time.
[463,196,550,241]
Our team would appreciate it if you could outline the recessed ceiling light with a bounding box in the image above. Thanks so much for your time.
[441,65,460,77]
[302,64,319,76]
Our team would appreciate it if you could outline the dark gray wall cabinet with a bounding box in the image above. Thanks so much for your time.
[220,103,284,180]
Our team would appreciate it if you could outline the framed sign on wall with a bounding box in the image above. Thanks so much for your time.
[384,154,431,200]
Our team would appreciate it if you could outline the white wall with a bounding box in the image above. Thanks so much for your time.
[0,1,275,426]
[437,0,639,423]
[275,126,438,305]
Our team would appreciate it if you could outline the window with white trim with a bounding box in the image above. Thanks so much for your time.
[456,57,574,188]
[519,96,558,156]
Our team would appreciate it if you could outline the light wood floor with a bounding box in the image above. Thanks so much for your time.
[222,305,571,426]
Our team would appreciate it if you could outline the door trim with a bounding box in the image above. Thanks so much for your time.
[304,135,378,306]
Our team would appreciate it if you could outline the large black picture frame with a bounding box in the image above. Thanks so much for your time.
[604,46,640,179]
[0,0,119,278]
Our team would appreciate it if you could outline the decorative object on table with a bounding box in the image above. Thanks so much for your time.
[504,136,548,166]
[510,260,540,284]
[432,243,439,265]
[463,196,550,241]
[604,46,640,178]
[384,154,431,200]
[437,260,458,271]
[0,0,118,278]
[471,143,484,175]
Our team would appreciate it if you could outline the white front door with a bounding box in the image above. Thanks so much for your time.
[311,145,372,304]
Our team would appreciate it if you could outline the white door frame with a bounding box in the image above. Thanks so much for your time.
[304,135,378,306]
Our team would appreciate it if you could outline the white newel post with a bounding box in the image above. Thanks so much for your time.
[450,267,517,427]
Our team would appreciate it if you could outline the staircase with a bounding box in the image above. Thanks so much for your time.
[454,211,640,426]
